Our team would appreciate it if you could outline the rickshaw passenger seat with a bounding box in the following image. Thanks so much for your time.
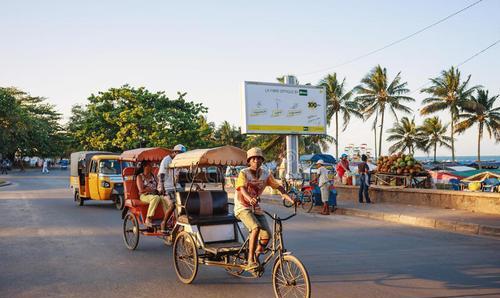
[122,166,140,202]
[176,190,237,225]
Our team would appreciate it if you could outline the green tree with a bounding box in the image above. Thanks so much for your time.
[67,85,209,151]
[420,66,480,161]
[0,87,65,160]
[420,116,452,163]
[354,65,415,157]
[213,121,246,148]
[319,73,361,159]
[386,117,426,154]
[454,90,500,168]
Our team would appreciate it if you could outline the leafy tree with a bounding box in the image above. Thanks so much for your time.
[420,116,452,163]
[420,66,480,161]
[455,89,500,168]
[67,85,209,151]
[354,65,415,157]
[213,121,246,148]
[386,117,426,154]
[319,73,361,159]
[0,87,65,160]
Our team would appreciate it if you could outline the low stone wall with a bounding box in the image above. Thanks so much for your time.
[335,185,500,215]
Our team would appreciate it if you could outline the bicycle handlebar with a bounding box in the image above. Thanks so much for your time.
[262,198,298,221]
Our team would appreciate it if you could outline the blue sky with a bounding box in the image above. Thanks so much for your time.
[1,0,499,156]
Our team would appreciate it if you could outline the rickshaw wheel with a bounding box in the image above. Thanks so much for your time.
[123,213,140,250]
[173,231,198,284]
[301,190,314,213]
[283,191,297,208]
[272,255,311,298]
[115,195,124,210]
[75,192,84,206]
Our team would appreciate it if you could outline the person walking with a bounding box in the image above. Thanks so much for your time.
[317,160,331,215]
[358,154,372,203]
[1,159,8,175]
[42,159,49,174]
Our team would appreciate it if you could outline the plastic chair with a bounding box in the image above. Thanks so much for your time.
[482,178,500,192]
[448,178,461,191]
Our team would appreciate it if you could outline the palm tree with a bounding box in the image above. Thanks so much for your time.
[319,73,362,159]
[354,65,415,157]
[420,66,480,161]
[455,90,500,168]
[386,117,426,154]
[420,116,452,163]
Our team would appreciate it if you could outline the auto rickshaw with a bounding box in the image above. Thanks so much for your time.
[70,151,126,209]
[169,145,311,298]
[120,147,178,250]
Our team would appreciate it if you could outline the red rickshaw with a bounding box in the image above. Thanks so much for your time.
[119,147,179,250]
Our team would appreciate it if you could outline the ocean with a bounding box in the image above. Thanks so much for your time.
[414,155,500,162]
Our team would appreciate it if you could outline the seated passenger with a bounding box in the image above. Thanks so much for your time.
[235,147,294,271]
[136,161,171,229]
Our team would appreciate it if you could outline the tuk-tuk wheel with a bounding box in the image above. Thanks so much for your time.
[123,213,140,250]
[173,231,198,284]
[75,192,84,206]
[115,195,124,210]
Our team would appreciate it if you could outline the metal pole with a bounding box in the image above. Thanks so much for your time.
[284,75,299,179]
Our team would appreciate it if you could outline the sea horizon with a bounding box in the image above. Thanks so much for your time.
[414,155,500,162]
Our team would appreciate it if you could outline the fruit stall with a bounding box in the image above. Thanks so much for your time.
[373,153,431,188]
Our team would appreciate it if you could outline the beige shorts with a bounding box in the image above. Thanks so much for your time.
[236,209,271,240]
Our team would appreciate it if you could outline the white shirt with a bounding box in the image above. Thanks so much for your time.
[318,166,330,187]
[158,155,178,191]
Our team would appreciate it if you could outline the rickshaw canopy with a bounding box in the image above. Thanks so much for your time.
[170,146,246,168]
[120,147,172,162]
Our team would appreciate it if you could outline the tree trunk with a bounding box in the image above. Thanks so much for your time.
[335,112,339,160]
[374,121,377,160]
[378,108,385,157]
[433,143,437,163]
[478,123,482,169]
[450,116,455,162]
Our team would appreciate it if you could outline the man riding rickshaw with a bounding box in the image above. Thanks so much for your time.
[169,145,310,298]
[120,146,185,250]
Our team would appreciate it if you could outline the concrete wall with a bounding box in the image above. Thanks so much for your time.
[335,185,500,215]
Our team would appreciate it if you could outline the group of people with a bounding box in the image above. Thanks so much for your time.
[135,144,186,231]
[336,153,372,204]
[134,144,372,272]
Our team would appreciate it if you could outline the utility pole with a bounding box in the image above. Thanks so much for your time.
[284,75,299,179]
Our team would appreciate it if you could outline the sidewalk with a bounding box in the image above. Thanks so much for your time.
[257,193,500,239]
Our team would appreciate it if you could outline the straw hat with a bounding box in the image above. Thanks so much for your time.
[247,147,264,162]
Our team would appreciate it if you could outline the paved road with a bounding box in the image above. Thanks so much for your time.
[1,170,500,298]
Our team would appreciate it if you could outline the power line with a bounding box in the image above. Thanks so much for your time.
[410,38,500,95]
[298,0,485,77]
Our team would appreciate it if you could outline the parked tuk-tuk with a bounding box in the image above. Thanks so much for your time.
[70,151,126,209]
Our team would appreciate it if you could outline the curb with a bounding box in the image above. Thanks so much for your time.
[257,196,500,239]
[0,181,12,188]
[335,207,500,239]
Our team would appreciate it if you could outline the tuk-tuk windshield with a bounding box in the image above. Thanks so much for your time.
[99,160,124,174]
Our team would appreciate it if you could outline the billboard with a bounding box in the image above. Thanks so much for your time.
[241,81,327,135]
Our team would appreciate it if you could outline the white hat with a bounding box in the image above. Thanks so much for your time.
[316,159,324,164]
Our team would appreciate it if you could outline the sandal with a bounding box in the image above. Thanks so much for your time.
[145,218,153,228]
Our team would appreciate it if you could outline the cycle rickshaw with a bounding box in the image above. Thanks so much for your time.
[120,147,178,250]
[169,145,311,298]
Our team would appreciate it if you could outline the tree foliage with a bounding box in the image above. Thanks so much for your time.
[0,87,66,159]
[354,65,414,157]
[386,117,426,154]
[420,116,452,163]
[420,66,480,161]
[67,85,211,151]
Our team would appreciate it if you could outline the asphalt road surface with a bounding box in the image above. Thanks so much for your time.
[1,170,500,298]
